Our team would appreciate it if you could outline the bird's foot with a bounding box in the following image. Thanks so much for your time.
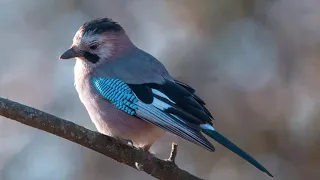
[136,143,178,171]
[135,143,178,172]
[138,144,152,152]
[135,145,154,171]
[135,151,154,171]
[137,144,153,161]
[117,137,134,147]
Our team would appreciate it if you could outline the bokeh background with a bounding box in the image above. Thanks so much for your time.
[1,0,320,179]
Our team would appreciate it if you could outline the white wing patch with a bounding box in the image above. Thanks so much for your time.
[150,88,174,110]
[152,98,172,110]
[200,123,215,131]
[151,89,175,104]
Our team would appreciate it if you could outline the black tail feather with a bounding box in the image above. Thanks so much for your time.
[202,129,273,177]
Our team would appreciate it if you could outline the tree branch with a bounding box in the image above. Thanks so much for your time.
[0,97,203,180]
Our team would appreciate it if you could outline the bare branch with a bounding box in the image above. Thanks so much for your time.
[0,97,203,180]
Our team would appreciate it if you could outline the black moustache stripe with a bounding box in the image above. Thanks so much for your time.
[83,51,100,64]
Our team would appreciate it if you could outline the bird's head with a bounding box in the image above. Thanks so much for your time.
[60,18,133,65]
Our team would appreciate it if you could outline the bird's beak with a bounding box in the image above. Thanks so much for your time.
[60,47,80,59]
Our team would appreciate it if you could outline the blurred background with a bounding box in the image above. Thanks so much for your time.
[1,0,320,179]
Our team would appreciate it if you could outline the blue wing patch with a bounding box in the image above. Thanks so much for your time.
[92,77,138,115]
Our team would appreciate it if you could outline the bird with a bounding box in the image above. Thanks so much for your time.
[60,18,273,177]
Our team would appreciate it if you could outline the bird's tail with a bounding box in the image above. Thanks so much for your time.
[202,126,273,177]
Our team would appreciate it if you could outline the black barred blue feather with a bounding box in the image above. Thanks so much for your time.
[92,77,138,115]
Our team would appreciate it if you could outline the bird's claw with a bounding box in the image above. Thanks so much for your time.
[135,148,154,171]
[117,137,134,147]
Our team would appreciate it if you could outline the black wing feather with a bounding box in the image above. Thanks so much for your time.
[129,79,214,126]
[128,84,153,104]
[174,79,206,105]
[153,93,204,127]
[149,80,214,124]
[173,79,195,93]
[173,79,214,119]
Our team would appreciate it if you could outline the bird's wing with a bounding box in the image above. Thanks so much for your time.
[91,76,274,177]
[91,77,215,151]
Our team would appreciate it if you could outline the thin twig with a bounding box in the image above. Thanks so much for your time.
[168,143,178,163]
[0,97,203,180]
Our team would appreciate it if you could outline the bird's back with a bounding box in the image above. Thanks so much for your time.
[94,47,172,84]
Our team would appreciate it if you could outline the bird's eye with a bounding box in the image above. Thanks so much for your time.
[89,44,99,50]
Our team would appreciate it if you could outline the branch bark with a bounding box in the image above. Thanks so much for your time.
[0,97,202,180]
